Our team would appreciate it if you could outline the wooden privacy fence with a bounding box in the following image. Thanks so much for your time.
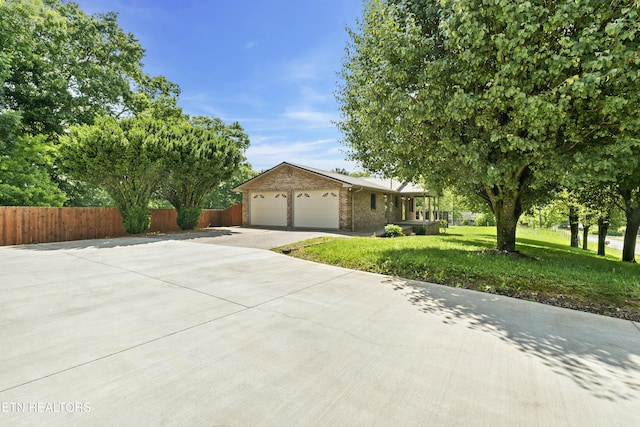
[0,204,242,246]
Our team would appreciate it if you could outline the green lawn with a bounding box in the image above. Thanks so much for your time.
[277,226,640,320]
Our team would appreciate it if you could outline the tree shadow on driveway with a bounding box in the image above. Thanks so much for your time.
[9,228,236,251]
[384,277,640,402]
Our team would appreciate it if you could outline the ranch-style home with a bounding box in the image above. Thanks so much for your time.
[234,162,444,232]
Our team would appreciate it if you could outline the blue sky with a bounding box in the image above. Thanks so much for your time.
[74,0,364,172]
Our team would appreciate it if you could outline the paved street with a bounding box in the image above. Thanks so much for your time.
[587,235,640,254]
[1,229,639,426]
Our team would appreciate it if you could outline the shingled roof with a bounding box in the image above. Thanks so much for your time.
[234,162,437,196]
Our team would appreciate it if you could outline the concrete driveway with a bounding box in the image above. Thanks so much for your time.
[1,229,639,426]
[148,226,357,249]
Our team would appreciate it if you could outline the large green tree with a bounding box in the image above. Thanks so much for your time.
[617,186,640,263]
[573,95,640,263]
[0,111,66,205]
[567,2,640,262]
[159,117,249,230]
[578,185,619,257]
[337,0,639,252]
[0,0,180,206]
[61,114,250,233]
[1,0,146,135]
[61,116,165,233]
[598,146,640,262]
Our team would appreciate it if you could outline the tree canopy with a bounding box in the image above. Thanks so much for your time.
[159,116,249,230]
[0,0,150,135]
[61,114,250,233]
[337,0,640,253]
[0,0,180,206]
[61,116,166,233]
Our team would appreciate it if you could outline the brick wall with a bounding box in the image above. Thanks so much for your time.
[388,195,403,223]
[351,190,387,231]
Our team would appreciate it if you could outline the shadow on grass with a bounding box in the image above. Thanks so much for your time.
[516,236,592,255]
[384,276,640,402]
[516,238,635,273]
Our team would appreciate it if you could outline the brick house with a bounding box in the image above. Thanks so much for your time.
[234,162,440,232]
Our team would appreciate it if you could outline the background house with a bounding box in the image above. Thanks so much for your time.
[234,162,441,232]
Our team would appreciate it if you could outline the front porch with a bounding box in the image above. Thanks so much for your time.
[383,192,449,225]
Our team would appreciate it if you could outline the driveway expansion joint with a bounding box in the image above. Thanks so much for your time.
[248,271,356,309]
[0,307,248,395]
[61,250,250,309]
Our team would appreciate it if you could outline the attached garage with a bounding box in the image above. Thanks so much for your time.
[249,191,287,227]
[293,190,339,229]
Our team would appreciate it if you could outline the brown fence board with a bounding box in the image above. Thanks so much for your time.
[15,207,23,245]
[0,204,242,246]
[150,209,179,233]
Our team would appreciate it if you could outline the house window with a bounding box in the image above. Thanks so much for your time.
[394,196,399,208]
[409,198,414,212]
[370,193,376,210]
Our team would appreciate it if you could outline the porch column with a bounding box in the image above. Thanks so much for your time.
[385,194,390,223]
[423,194,427,224]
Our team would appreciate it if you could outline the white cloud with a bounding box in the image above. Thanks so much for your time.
[180,93,227,117]
[249,138,335,156]
[299,86,331,103]
[179,92,268,121]
[246,138,345,171]
[244,135,364,174]
[280,50,334,82]
[284,60,322,81]
[283,109,337,128]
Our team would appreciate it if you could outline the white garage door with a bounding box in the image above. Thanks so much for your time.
[294,190,339,229]
[250,191,287,227]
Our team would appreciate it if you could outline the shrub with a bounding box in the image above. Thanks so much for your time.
[476,212,496,226]
[609,227,625,237]
[413,225,427,235]
[121,205,150,234]
[177,206,202,230]
[383,224,404,237]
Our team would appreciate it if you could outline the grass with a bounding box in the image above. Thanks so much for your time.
[276,226,640,320]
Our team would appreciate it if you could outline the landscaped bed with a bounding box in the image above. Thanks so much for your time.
[275,226,640,321]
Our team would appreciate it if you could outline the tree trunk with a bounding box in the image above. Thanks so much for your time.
[622,206,640,263]
[496,210,518,252]
[480,170,528,253]
[582,225,590,250]
[569,206,579,248]
[597,217,609,257]
[538,207,543,228]
[489,191,522,252]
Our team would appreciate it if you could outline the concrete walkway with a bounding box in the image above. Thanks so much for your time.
[1,231,639,426]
